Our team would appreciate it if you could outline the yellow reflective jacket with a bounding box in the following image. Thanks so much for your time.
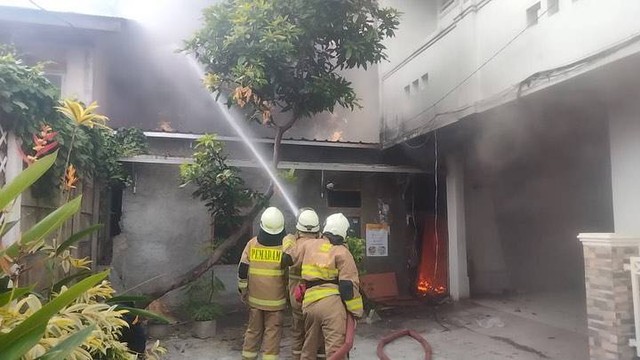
[283,233,318,312]
[239,237,287,311]
[287,236,364,317]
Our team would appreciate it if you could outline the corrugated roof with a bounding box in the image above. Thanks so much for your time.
[141,131,380,148]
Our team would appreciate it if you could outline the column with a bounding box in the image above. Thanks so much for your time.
[446,155,470,300]
[579,233,640,360]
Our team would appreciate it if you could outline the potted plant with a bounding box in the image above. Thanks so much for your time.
[184,270,225,339]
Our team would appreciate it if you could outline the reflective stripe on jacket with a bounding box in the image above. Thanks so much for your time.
[239,237,287,311]
[295,236,364,318]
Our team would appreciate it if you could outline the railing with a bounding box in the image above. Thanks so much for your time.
[625,256,640,356]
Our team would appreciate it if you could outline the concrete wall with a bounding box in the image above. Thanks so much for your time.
[461,98,614,294]
[379,0,640,145]
[113,163,421,301]
[111,164,211,299]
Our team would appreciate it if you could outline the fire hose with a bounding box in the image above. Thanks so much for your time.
[327,315,432,360]
[375,329,432,360]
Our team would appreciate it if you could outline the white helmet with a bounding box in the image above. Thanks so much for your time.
[296,208,320,233]
[322,213,350,239]
[260,207,285,235]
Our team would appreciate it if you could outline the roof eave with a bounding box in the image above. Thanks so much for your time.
[0,6,125,32]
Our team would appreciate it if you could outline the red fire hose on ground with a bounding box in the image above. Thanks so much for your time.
[327,315,432,360]
[375,329,432,360]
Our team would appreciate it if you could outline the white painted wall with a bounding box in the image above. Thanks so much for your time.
[608,101,640,235]
[380,0,640,145]
[63,47,94,103]
[446,154,470,300]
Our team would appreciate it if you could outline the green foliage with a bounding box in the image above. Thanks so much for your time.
[92,127,149,187]
[185,0,399,120]
[112,128,149,157]
[0,151,165,360]
[0,271,109,360]
[0,47,147,195]
[183,270,225,321]
[278,168,297,184]
[180,134,260,227]
[0,45,58,133]
[345,236,365,274]
[190,302,224,322]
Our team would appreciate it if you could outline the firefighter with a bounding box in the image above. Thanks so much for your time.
[283,213,364,360]
[238,206,288,360]
[282,208,322,360]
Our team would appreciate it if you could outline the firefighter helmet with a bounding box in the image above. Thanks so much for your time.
[260,207,285,235]
[296,208,320,233]
[323,213,350,239]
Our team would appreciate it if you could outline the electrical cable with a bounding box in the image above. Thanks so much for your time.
[389,9,550,146]
[27,0,77,29]
[402,133,431,149]
[433,130,439,287]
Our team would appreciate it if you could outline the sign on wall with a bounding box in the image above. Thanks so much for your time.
[365,223,389,257]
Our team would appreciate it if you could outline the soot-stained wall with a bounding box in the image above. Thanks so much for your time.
[113,163,420,301]
[462,99,614,295]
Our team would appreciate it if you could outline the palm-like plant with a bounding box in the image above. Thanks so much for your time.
[0,151,166,360]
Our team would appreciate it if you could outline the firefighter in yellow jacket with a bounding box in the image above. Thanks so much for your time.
[282,208,322,360]
[238,207,288,360]
[283,213,364,360]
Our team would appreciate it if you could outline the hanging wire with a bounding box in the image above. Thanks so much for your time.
[27,0,77,29]
[402,133,431,149]
[390,8,551,146]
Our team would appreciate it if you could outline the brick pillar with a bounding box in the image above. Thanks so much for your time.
[579,233,640,360]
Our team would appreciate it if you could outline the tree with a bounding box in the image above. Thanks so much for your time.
[147,0,399,301]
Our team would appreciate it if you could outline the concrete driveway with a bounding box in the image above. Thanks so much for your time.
[159,300,587,360]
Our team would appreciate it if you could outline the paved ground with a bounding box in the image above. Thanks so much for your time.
[473,290,587,335]
[157,298,588,360]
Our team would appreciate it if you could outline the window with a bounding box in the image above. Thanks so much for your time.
[327,190,362,208]
[411,79,420,93]
[547,0,559,15]
[420,73,429,90]
[527,2,541,26]
[404,85,411,97]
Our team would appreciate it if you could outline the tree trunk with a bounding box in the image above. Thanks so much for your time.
[143,116,297,304]
[144,189,271,303]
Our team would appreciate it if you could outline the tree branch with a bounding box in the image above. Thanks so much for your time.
[143,115,298,304]
[144,186,273,304]
[272,115,297,167]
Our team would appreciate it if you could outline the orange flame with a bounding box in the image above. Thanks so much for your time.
[415,215,448,297]
[329,131,343,142]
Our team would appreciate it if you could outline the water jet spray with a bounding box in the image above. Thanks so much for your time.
[185,55,299,215]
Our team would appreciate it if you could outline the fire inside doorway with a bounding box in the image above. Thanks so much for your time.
[408,174,448,300]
